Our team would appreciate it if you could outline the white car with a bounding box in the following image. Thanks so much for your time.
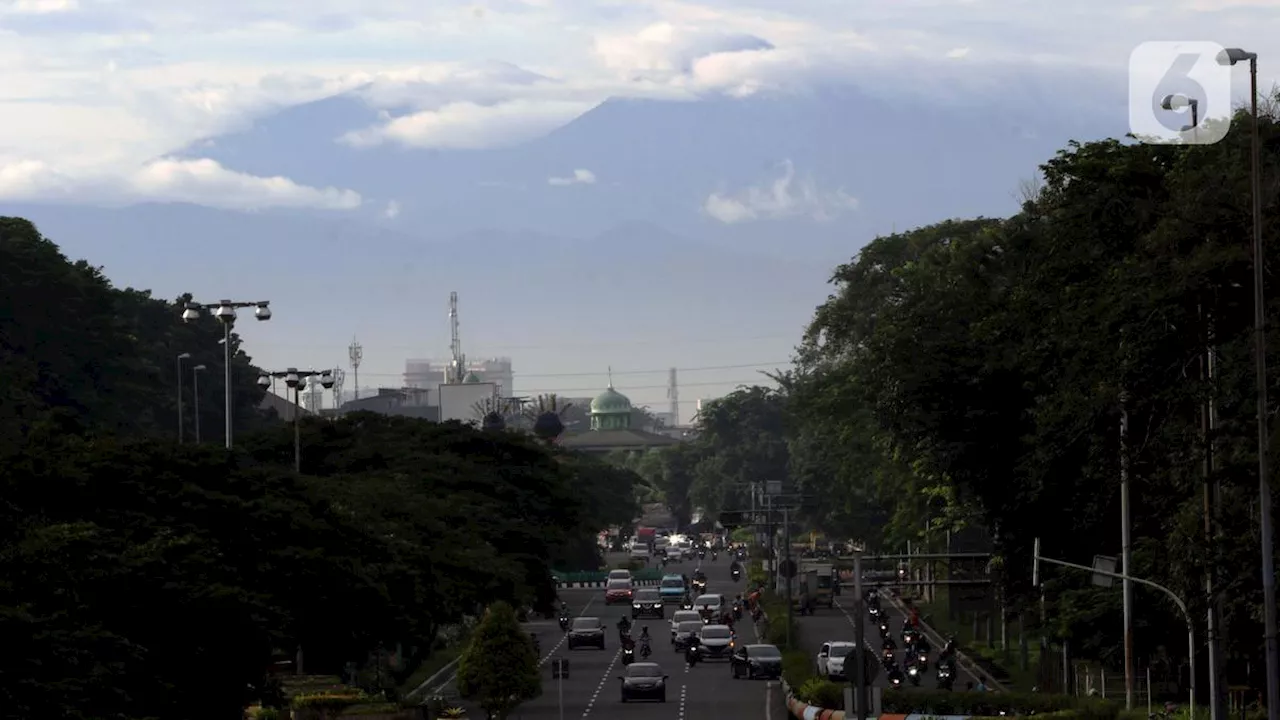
[666,547,684,563]
[816,641,858,680]
[670,609,701,637]
[609,569,634,582]
[630,546,651,561]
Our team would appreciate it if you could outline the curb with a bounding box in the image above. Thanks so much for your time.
[555,579,660,589]
[881,593,1007,693]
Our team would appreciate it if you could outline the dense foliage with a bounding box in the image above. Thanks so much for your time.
[0,218,639,719]
[456,601,540,719]
[655,108,1280,696]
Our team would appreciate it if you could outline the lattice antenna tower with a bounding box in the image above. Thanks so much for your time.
[348,338,363,400]
[330,368,345,412]
[448,291,465,384]
[667,367,679,426]
[305,373,324,412]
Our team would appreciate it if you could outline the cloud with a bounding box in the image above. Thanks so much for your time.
[703,160,857,224]
[0,156,361,210]
[339,99,595,149]
[548,168,596,186]
[3,0,77,14]
[383,199,401,218]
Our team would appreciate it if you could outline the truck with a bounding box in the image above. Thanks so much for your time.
[799,559,837,608]
[788,570,820,614]
[635,527,656,550]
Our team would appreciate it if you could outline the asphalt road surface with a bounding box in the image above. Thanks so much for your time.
[794,587,979,692]
[501,552,776,720]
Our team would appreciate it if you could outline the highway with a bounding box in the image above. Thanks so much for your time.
[793,584,980,692]
[506,552,773,720]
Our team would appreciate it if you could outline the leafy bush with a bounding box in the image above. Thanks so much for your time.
[881,689,1120,720]
[757,592,797,649]
[292,690,367,711]
[781,650,814,689]
[796,677,844,709]
[747,560,768,588]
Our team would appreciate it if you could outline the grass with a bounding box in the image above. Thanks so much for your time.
[914,585,1040,692]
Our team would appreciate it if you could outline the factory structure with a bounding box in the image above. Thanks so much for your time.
[332,292,691,437]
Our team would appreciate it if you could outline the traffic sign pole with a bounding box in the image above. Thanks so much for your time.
[852,551,867,720]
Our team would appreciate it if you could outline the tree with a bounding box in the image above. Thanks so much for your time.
[456,601,541,719]
[526,394,570,443]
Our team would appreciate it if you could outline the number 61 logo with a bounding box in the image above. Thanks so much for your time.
[1129,41,1234,145]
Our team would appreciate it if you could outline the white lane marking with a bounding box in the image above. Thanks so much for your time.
[765,680,774,720]
[833,598,878,653]
[539,595,599,667]
[679,683,688,718]
[582,648,622,718]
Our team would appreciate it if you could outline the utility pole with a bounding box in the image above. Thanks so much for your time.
[1203,308,1225,720]
[348,339,363,401]
[1120,389,1136,710]
[852,550,868,720]
[784,506,793,649]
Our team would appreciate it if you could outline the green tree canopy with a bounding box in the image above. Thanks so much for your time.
[456,601,541,719]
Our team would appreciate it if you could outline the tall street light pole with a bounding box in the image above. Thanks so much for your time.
[193,364,206,443]
[181,299,272,449]
[258,368,335,473]
[176,352,191,443]
[1218,47,1278,720]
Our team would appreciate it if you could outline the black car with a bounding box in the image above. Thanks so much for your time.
[672,621,702,651]
[632,589,665,619]
[567,617,606,650]
[619,662,668,702]
[730,644,783,679]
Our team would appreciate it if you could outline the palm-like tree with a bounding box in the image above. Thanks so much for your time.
[471,397,508,432]
[524,393,572,443]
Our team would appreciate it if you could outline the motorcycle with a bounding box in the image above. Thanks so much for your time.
[731,568,741,581]
[640,642,652,659]
[711,551,718,561]
[888,670,903,688]
[531,633,541,655]
[878,622,890,639]
[622,647,635,665]
[906,664,921,686]
[937,664,955,691]
[916,650,929,670]
[868,606,880,620]
[733,602,744,621]
[559,615,570,631]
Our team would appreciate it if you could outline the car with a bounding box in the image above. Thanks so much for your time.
[632,589,664,619]
[696,623,735,660]
[605,579,634,605]
[619,662,668,702]
[567,617,606,650]
[693,593,724,619]
[666,547,684,563]
[659,575,687,604]
[731,644,784,679]
[670,609,701,637]
[816,641,858,680]
[630,546,651,561]
[609,569,634,583]
[672,621,703,651]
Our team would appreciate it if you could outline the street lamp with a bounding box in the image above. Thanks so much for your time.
[1160,94,1199,137]
[181,299,272,449]
[1217,47,1278,720]
[176,352,191,443]
[193,365,207,443]
[258,367,335,473]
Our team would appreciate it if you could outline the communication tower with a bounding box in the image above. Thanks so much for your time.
[448,291,466,384]
[348,338,363,400]
[667,367,679,425]
[330,368,345,412]
[304,375,324,412]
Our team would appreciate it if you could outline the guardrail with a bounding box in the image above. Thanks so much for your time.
[550,568,664,585]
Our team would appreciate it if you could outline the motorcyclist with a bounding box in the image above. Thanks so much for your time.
[680,591,694,610]
[729,558,742,575]
[684,634,701,666]
[881,636,897,652]
[886,663,904,687]
[617,615,632,639]
[941,636,957,657]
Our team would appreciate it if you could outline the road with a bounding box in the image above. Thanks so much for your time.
[793,588,980,692]
[438,552,776,720]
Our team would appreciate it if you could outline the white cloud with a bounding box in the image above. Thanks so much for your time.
[1,0,1279,208]
[383,199,401,218]
[548,168,596,186]
[0,157,361,210]
[703,160,857,224]
[339,99,595,149]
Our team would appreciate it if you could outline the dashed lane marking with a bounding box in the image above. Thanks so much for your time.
[679,683,688,718]
[582,648,622,718]
[538,595,598,667]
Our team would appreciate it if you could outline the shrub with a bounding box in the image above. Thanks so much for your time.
[781,650,814,689]
[292,690,367,711]
[796,677,844,709]
[881,689,1121,720]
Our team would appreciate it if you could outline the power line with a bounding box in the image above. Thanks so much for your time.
[253,332,798,353]
[352,361,790,380]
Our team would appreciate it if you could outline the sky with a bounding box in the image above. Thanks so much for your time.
[3,0,1280,418]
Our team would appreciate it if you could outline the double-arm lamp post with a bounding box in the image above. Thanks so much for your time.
[258,368,335,473]
[180,299,272,449]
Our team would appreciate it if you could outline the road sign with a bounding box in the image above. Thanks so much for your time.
[779,559,797,578]
[551,658,569,679]
[1092,555,1117,588]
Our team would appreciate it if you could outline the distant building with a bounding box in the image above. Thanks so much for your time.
[338,387,438,420]
[559,384,681,454]
[404,357,514,395]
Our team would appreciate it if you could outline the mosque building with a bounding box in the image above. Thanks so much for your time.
[558,382,681,454]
